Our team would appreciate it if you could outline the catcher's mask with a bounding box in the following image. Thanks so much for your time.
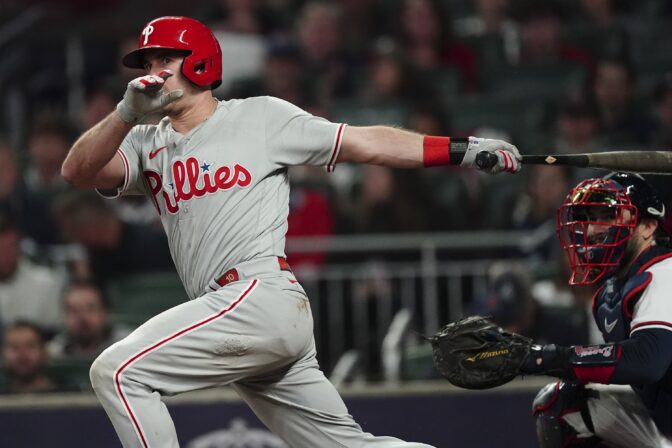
[557,172,666,285]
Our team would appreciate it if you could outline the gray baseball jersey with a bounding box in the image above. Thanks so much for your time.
[92,96,434,448]
[103,96,344,299]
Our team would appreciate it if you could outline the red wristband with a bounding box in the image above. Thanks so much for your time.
[423,136,451,167]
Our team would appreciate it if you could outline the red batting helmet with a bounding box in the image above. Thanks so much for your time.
[122,16,222,89]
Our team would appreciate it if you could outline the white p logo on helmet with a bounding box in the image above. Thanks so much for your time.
[142,24,154,46]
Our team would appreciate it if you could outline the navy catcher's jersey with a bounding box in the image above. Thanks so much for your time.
[593,246,672,434]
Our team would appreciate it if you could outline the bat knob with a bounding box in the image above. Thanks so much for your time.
[475,151,498,170]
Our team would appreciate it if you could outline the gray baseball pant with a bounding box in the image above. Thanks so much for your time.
[90,269,434,448]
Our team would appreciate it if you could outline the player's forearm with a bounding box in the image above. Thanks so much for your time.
[338,125,521,174]
[61,112,132,186]
[523,329,672,385]
[339,126,424,168]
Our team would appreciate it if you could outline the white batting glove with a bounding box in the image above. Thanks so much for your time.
[460,137,522,175]
[116,70,184,124]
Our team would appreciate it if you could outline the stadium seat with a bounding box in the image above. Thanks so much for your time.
[47,357,94,391]
[635,53,672,98]
[419,67,463,100]
[401,343,438,381]
[464,33,510,80]
[330,100,409,127]
[448,94,547,137]
[106,272,187,327]
[484,64,586,101]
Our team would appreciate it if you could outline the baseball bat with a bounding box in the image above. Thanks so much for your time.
[450,150,672,174]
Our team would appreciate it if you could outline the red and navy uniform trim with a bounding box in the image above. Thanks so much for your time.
[637,251,672,274]
[572,345,623,384]
[623,273,652,319]
[631,321,672,332]
[118,148,131,194]
[326,123,346,173]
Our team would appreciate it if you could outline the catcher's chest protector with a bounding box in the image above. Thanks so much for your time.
[594,247,672,342]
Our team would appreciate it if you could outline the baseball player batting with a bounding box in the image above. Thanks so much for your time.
[61,16,521,448]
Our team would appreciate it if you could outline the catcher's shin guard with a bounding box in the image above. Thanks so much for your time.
[533,381,603,448]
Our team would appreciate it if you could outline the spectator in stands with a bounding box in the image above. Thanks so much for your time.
[296,2,354,104]
[554,97,606,183]
[228,36,309,107]
[338,0,378,55]
[555,97,602,154]
[79,83,119,132]
[513,1,592,72]
[472,263,590,346]
[510,164,572,261]
[652,73,672,148]
[454,0,517,78]
[368,41,407,101]
[21,114,76,245]
[0,322,56,394]
[199,0,272,35]
[0,143,24,218]
[532,251,602,345]
[47,280,129,358]
[592,58,654,145]
[574,0,630,60]
[286,186,334,271]
[24,114,74,193]
[406,103,450,136]
[360,39,415,103]
[0,213,64,334]
[398,0,478,90]
[649,74,672,209]
[53,191,175,286]
[339,166,432,234]
[457,0,513,37]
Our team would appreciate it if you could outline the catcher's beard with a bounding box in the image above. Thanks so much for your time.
[614,233,644,280]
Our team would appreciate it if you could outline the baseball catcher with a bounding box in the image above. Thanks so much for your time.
[431,172,672,448]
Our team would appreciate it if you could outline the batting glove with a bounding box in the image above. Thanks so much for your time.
[116,70,184,124]
[460,137,522,175]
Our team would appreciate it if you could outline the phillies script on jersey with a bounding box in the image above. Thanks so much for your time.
[143,156,252,214]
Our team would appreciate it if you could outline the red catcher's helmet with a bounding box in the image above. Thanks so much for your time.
[123,16,222,89]
[556,172,668,285]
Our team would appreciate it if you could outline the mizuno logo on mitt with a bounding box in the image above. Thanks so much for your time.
[465,349,510,362]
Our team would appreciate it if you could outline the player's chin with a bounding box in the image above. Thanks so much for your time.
[163,100,180,115]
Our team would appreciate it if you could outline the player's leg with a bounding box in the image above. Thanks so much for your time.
[534,381,668,448]
[89,278,313,448]
[533,381,604,447]
[233,338,435,448]
[570,384,671,448]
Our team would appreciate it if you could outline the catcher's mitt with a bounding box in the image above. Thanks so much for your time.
[428,316,532,390]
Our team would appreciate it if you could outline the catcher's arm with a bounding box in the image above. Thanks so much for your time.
[525,328,672,385]
[430,316,672,389]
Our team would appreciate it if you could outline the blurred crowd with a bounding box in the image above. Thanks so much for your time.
[1,0,672,390]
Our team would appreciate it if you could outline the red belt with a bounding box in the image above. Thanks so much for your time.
[215,257,292,287]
